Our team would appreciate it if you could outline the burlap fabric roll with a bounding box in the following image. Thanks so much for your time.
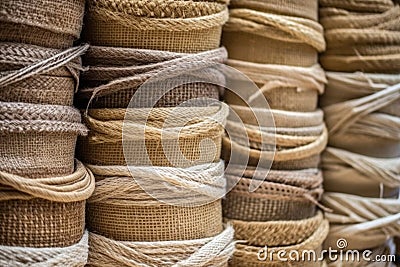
[224,59,326,112]
[86,164,224,242]
[223,166,323,221]
[322,147,400,198]
[320,3,400,72]
[0,43,87,106]
[223,106,328,170]
[222,0,325,66]
[78,104,228,167]
[87,226,234,266]
[323,192,400,251]
[230,219,329,267]
[77,46,226,109]
[0,0,85,49]
[83,0,228,52]
[323,73,400,158]
[319,0,395,13]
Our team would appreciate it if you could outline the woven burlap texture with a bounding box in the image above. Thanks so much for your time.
[227,211,324,247]
[319,0,395,13]
[84,0,228,51]
[225,59,326,112]
[87,226,234,267]
[323,147,400,198]
[323,192,400,251]
[78,104,228,167]
[223,166,323,221]
[78,46,226,108]
[231,219,329,267]
[0,231,89,267]
[0,0,85,48]
[323,73,400,158]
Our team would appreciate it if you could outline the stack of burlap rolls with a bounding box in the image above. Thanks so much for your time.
[76,0,235,265]
[221,0,329,266]
[0,0,94,266]
[319,0,400,266]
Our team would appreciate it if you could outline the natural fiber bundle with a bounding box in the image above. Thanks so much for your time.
[0,231,89,267]
[77,46,226,108]
[323,77,400,158]
[78,104,228,167]
[84,0,228,52]
[229,0,318,21]
[0,160,95,247]
[227,211,324,247]
[319,0,395,13]
[0,0,85,49]
[0,43,88,105]
[86,169,224,241]
[225,59,326,111]
[87,226,234,266]
[223,166,323,221]
[320,5,400,72]
[230,219,329,267]
[322,147,400,198]
[222,7,325,66]
[323,192,400,250]
[0,102,88,178]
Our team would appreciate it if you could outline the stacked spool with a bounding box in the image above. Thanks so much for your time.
[319,0,400,266]
[221,0,330,266]
[77,0,235,265]
[0,1,94,266]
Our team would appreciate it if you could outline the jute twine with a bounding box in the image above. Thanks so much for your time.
[84,0,228,52]
[78,104,228,167]
[320,4,400,72]
[0,102,88,178]
[77,46,226,108]
[225,59,326,111]
[323,192,400,251]
[0,160,95,247]
[0,0,85,49]
[226,211,324,247]
[230,219,329,267]
[223,165,323,221]
[87,226,234,267]
[0,231,89,267]
[0,43,88,105]
[323,74,400,158]
[222,6,325,66]
[323,147,400,198]
[86,164,224,241]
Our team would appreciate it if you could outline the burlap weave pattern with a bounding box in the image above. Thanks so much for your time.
[0,0,85,49]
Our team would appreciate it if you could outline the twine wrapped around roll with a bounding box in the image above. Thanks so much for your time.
[0,43,88,105]
[0,102,88,178]
[86,164,224,241]
[230,219,329,267]
[0,160,95,247]
[223,166,323,221]
[87,226,234,267]
[78,104,228,167]
[227,211,324,247]
[323,192,400,251]
[83,0,229,52]
[0,0,85,49]
[322,147,400,198]
[0,231,89,267]
[77,46,226,108]
[323,74,400,158]
[225,59,326,111]
[222,5,325,66]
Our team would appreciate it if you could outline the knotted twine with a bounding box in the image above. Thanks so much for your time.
[323,192,400,251]
[0,231,89,267]
[87,226,234,267]
[225,59,326,111]
[323,147,400,198]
